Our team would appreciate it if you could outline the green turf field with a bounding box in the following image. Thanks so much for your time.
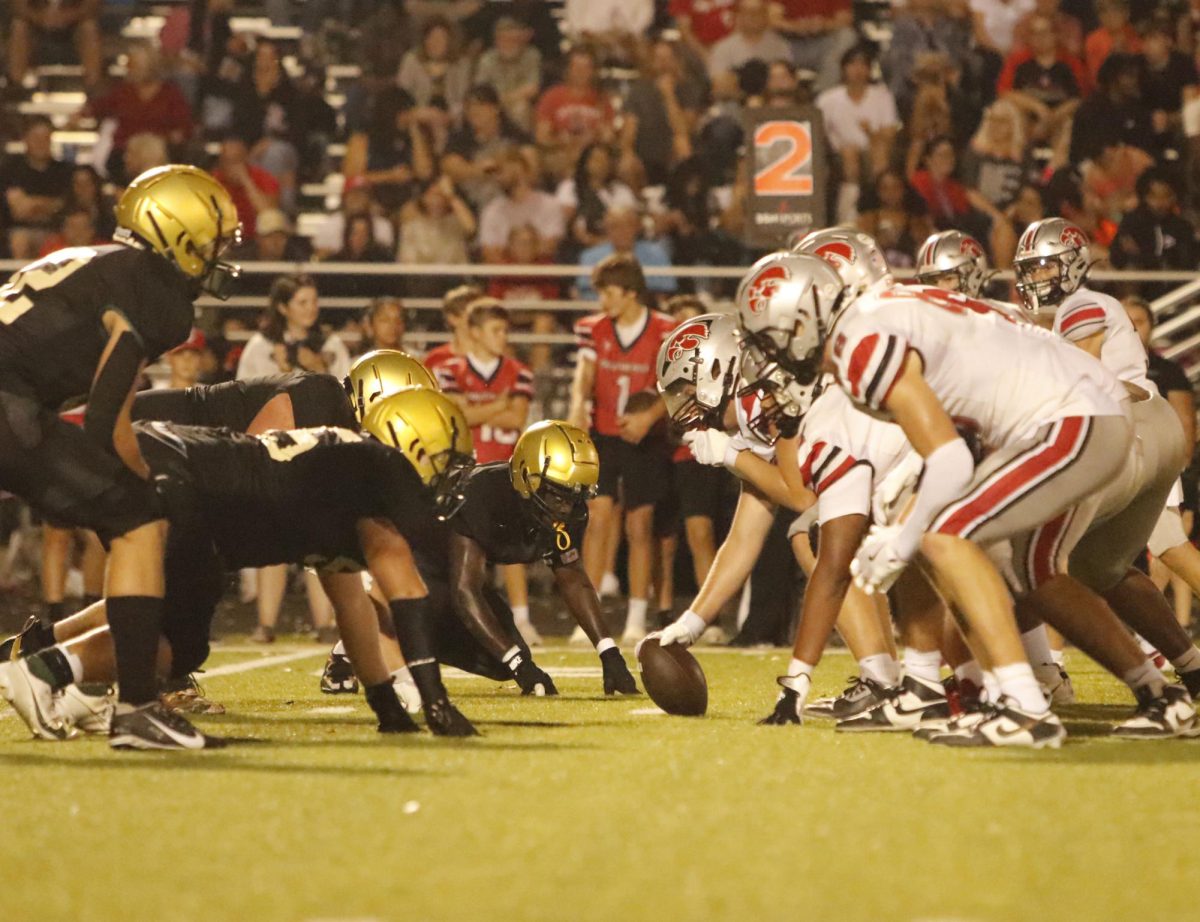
[2,644,1198,922]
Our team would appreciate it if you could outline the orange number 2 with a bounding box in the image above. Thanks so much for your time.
[754,121,814,196]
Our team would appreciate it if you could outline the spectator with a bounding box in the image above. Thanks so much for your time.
[770,0,857,92]
[397,17,472,122]
[557,144,640,253]
[194,30,252,139]
[564,0,655,53]
[333,213,395,263]
[817,44,900,220]
[577,207,677,298]
[230,38,303,207]
[1013,0,1084,58]
[424,284,483,372]
[37,206,103,257]
[1084,0,1140,84]
[65,165,115,238]
[856,168,936,268]
[969,0,1036,58]
[487,225,562,303]
[474,16,543,132]
[694,70,748,185]
[883,0,972,115]
[995,181,1046,267]
[998,12,1085,154]
[7,0,102,91]
[965,99,1029,209]
[211,134,280,240]
[231,208,311,262]
[535,46,616,179]
[621,38,706,186]
[121,132,169,191]
[209,309,251,381]
[343,86,435,212]
[478,151,565,263]
[313,176,395,259]
[443,84,534,212]
[657,156,730,278]
[1111,169,1198,270]
[165,329,208,390]
[670,0,738,57]
[238,274,352,382]
[87,41,193,182]
[1069,53,1151,164]
[1,116,71,259]
[707,0,792,81]
[1140,19,1198,151]
[361,297,407,353]
[289,64,339,184]
[1081,134,1154,222]
[909,135,1005,250]
[398,176,476,267]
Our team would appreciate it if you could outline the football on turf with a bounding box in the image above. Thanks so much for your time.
[637,638,708,716]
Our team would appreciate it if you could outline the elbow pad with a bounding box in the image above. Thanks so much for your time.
[84,331,143,451]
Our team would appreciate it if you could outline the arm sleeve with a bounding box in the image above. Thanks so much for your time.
[895,437,976,559]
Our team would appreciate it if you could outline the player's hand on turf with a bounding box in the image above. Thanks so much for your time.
[513,658,558,696]
[850,523,909,595]
[682,429,736,467]
[758,674,809,726]
[601,647,639,695]
[659,611,706,647]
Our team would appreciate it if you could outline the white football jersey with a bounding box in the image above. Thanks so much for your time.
[795,385,911,523]
[730,389,777,461]
[1052,287,1154,393]
[831,285,1127,452]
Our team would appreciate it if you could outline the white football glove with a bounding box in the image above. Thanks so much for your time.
[682,428,737,467]
[633,631,663,659]
[850,523,911,595]
[659,611,707,647]
[872,450,924,524]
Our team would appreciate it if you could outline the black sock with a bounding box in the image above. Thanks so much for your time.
[389,597,446,703]
[108,596,163,705]
[44,601,66,623]
[29,647,75,690]
[24,618,57,654]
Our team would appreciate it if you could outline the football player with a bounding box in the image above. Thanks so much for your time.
[3,389,481,742]
[0,164,240,749]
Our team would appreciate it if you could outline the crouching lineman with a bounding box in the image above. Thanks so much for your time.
[0,164,241,749]
[1,388,480,743]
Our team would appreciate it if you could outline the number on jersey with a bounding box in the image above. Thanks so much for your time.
[0,247,98,325]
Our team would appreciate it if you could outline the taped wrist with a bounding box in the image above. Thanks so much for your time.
[84,331,143,451]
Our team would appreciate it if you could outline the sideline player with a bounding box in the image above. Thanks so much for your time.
[0,164,241,750]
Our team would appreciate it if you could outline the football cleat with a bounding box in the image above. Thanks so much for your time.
[758,674,809,725]
[109,702,222,750]
[161,674,226,715]
[914,706,987,742]
[1034,662,1075,706]
[0,614,56,661]
[805,675,892,720]
[601,647,639,695]
[320,650,360,695]
[1179,668,1200,700]
[424,698,479,737]
[1113,685,1197,739]
[0,658,74,740]
[365,681,421,734]
[59,683,115,734]
[929,698,1066,749]
[836,674,949,732]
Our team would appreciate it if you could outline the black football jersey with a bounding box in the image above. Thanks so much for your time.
[449,463,588,568]
[132,372,356,431]
[135,422,436,570]
[0,245,194,407]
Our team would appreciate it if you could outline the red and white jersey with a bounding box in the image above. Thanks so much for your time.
[1052,287,1154,394]
[574,309,675,436]
[832,285,1127,453]
[730,390,777,461]
[795,385,911,524]
[436,353,534,464]
[422,342,460,374]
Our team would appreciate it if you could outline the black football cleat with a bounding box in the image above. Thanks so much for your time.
[836,674,948,732]
[320,650,360,695]
[601,647,639,695]
[0,614,56,661]
[377,708,421,734]
[365,681,420,734]
[1180,668,1200,700]
[425,698,479,737]
[821,675,893,720]
[109,702,224,750]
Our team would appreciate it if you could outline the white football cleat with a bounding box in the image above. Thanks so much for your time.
[59,683,115,734]
[930,698,1066,749]
[0,659,74,740]
[1113,685,1197,739]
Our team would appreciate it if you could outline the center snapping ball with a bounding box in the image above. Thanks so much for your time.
[637,638,708,716]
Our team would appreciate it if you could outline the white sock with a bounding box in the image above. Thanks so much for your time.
[982,670,1001,703]
[62,647,84,684]
[859,653,900,686]
[625,598,648,632]
[1020,625,1054,667]
[955,659,984,691]
[596,637,616,654]
[787,658,815,680]
[1123,660,1168,698]
[1170,646,1200,675]
[994,662,1049,713]
[513,605,531,625]
[903,647,942,683]
[331,640,346,656]
[1049,648,1065,667]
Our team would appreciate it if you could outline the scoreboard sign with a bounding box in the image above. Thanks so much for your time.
[744,107,828,249]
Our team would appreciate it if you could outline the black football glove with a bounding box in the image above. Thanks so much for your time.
[601,647,639,695]
[510,653,559,696]
[757,675,807,725]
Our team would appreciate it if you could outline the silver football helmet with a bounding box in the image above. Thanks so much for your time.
[1013,218,1091,314]
[735,251,845,388]
[793,227,892,306]
[915,230,991,297]
[656,313,742,430]
[737,340,823,437]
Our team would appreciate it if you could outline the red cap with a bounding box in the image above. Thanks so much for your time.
[170,328,207,354]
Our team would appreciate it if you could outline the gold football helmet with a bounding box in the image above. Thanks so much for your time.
[114,164,242,298]
[345,349,440,423]
[363,387,474,516]
[510,421,599,526]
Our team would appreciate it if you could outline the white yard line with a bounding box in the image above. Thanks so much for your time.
[202,650,325,678]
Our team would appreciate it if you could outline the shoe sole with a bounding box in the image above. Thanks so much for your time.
[109,733,209,751]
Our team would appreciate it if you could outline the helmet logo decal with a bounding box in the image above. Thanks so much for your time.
[959,237,984,259]
[1018,226,1038,252]
[554,523,571,551]
[814,241,855,269]
[746,265,788,314]
[1060,225,1087,249]
[665,321,711,361]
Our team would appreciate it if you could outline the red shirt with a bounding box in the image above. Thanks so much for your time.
[89,80,193,150]
[535,86,613,142]
[997,49,1089,96]
[422,342,460,373]
[575,309,675,437]
[488,275,562,302]
[1084,25,1140,83]
[668,0,737,46]
[775,0,851,19]
[910,170,972,222]
[436,354,534,464]
[212,165,280,239]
